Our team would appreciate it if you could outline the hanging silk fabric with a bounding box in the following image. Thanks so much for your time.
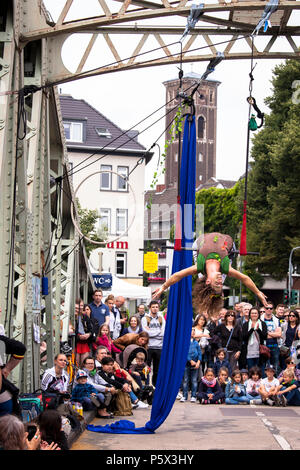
[86,114,196,435]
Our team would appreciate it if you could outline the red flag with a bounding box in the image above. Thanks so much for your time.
[240,200,247,255]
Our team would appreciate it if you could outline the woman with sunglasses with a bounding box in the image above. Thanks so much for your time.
[280,310,300,367]
[242,307,268,370]
[214,310,242,372]
[152,232,268,319]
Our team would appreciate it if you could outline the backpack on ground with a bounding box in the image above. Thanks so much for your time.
[112,390,133,416]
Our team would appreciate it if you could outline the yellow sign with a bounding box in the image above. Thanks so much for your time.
[144,252,158,273]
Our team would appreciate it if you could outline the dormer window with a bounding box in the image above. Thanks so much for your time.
[63,121,83,142]
[95,127,112,138]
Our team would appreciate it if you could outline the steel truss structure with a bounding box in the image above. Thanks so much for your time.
[0,0,299,391]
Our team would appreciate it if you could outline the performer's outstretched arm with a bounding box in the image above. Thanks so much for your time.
[228,266,268,307]
[152,265,198,299]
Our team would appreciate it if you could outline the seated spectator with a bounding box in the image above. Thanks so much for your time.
[41,353,70,398]
[81,356,114,415]
[181,328,202,403]
[0,334,26,417]
[37,409,69,450]
[94,323,122,358]
[278,357,300,382]
[97,356,148,409]
[240,369,249,385]
[113,331,149,352]
[71,370,113,418]
[95,346,109,369]
[245,366,263,404]
[197,368,224,404]
[121,315,143,335]
[0,414,59,450]
[213,348,232,378]
[217,367,231,399]
[129,352,154,404]
[276,368,300,406]
[225,369,250,405]
[258,365,280,406]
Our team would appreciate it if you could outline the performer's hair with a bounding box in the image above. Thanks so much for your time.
[192,277,224,318]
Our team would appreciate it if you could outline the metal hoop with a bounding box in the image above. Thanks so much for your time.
[71,169,136,246]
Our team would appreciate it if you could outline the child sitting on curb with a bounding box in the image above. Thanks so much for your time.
[71,370,113,418]
[225,369,250,405]
[197,368,224,404]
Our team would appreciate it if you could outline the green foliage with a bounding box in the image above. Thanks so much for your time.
[76,199,107,257]
[195,181,244,240]
[245,59,300,280]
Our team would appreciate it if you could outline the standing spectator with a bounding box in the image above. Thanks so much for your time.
[225,369,250,405]
[236,303,252,328]
[89,289,110,327]
[206,314,221,368]
[137,304,147,321]
[215,310,242,372]
[41,353,69,397]
[113,296,127,336]
[261,302,282,375]
[141,300,165,387]
[275,304,286,326]
[233,302,243,319]
[0,334,26,416]
[242,307,268,370]
[280,310,300,357]
[181,328,202,403]
[75,304,99,367]
[193,314,210,373]
[105,295,122,340]
[213,348,232,378]
[122,315,143,335]
[219,308,227,324]
[94,323,121,358]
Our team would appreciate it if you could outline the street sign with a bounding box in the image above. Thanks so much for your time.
[92,273,112,290]
[144,252,158,274]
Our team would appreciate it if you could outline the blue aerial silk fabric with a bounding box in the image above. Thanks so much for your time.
[87,115,196,435]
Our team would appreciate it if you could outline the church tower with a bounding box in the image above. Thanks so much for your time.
[163,72,220,189]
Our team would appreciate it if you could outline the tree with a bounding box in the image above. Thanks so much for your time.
[76,199,107,257]
[245,59,300,280]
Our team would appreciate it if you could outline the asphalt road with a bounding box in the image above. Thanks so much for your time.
[71,400,300,451]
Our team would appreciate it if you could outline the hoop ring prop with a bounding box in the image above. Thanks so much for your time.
[70,170,136,246]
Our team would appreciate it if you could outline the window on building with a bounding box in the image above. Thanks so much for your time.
[95,127,112,138]
[116,252,127,277]
[198,153,203,162]
[100,164,112,190]
[116,209,128,234]
[63,121,83,142]
[99,208,111,233]
[117,166,129,191]
[198,116,205,139]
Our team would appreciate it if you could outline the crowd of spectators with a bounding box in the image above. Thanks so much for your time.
[178,301,300,406]
[1,292,300,450]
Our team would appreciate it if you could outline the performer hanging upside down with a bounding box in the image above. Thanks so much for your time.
[152,232,268,317]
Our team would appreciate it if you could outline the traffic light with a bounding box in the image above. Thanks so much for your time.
[283,289,290,305]
[291,290,299,305]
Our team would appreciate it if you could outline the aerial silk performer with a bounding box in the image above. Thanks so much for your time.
[154,231,268,316]
[87,113,196,435]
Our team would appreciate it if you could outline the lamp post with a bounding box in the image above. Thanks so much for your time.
[288,246,300,306]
